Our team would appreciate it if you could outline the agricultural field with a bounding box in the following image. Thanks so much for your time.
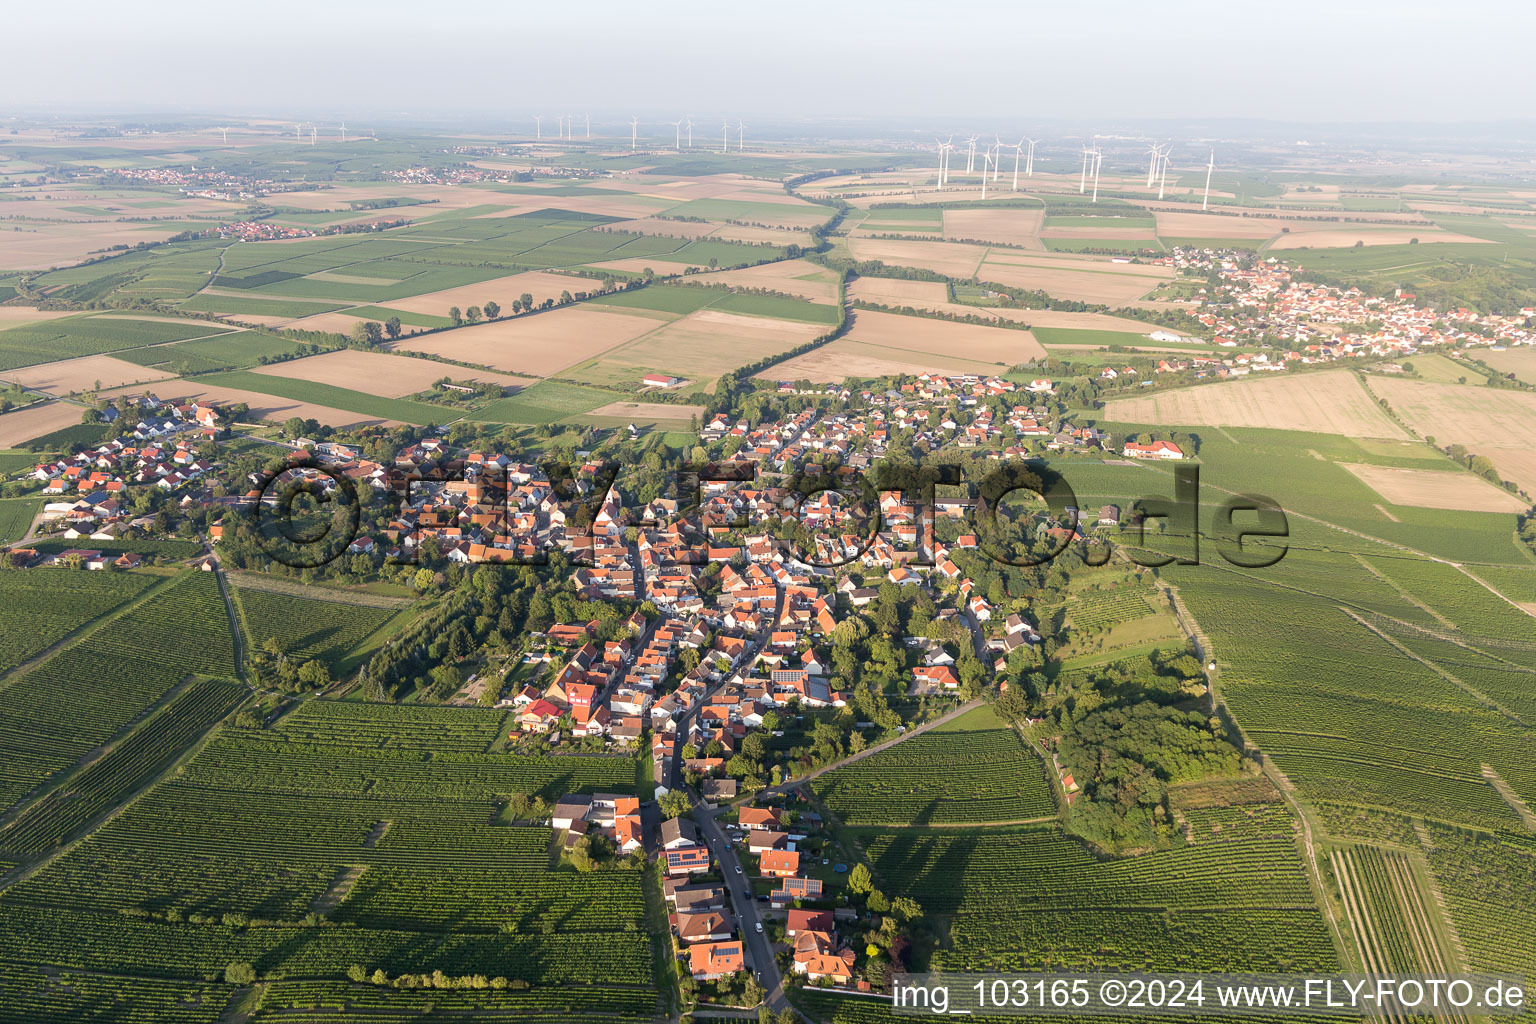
[1,353,179,394]
[248,349,530,399]
[0,497,39,545]
[0,699,655,1016]
[1478,345,1536,385]
[231,583,402,669]
[388,304,671,376]
[0,400,101,447]
[1363,375,1536,493]
[0,568,160,676]
[1107,369,1407,438]
[0,570,236,810]
[979,251,1172,304]
[0,316,235,372]
[812,707,1055,825]
[859,814,1337,973]
[567,307,825,390]
[1339,462,1528,512]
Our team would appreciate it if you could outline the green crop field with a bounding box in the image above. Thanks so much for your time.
[813,706,1055,825]
[0,317,235,371]
[858,814,1337,973]
[194,370,454,424]
[0,699,655,1015]
[0,497,39,544]
[232,583,400,669]
[0,679,246,858]
[0,449,36,476]
[0,568,160,676]
[115,332,312,374]
[0,570,235,810]
[466,380,613,424]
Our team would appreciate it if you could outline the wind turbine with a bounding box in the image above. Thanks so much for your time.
[1090,146,1103,202]
[1025,138,1039,176]
[1145,143,1162,189]
[686,118,694,148]
[340,122,347,143]
[566,115,573,140]
[980,150,994,200]
[295,123,302,140]
[311,125,317,146]
[1079,145,1090,194]
[964,136,977,175]
[721,120,729,154]
[534,115,542,140]
[585,113,591,139]
[218,126,229,143]
[628,117,640,151]
[670,120,683,149]
[992,135,1003,183]
[1010,138,1025,191]
[934,139,947,190]
[1157,146,1173,200]
[1202,149,1215,211]
[737,120,745,152]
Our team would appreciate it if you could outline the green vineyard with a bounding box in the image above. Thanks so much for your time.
[812,706,1056,825]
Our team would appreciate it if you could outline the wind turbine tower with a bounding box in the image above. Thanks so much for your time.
[964,136,977,175]
[219,127,229,143]
[737,120,745,152]
[1202,149,1215,211]
[629,117,640,151]
[1079,146,1090,194]
[1157,147,1173,200]
[1010,138,1025,191]
[671,120,682,150]
[340,122,347,143]
[686,118,693,147]
[1090,147,1103,202]
[721,120,729,154]
[585,113,591,139]
[311,126,317,146]
[1025,138,1039,176]
[992,135,1003,183]
[534,115,542,140]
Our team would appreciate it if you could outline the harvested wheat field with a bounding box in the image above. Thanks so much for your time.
[389,271,595,318]
[845,309,1044,365]
[1040,226,1159,240]
[2,354,177,394]
[1478,346,1536,385]
[847,278,949,306]
[252,350,532,399]
[600,310,824,377]
[980,254,1171,304]
[847,237,988,278]
[1363,376,1536,491]
[756,339,1000,384]
[387,306,670,377]
[1107,370,1407,439]
[1268,227,1490,250]
[0,401,89,446]
[103,380,396,429]
[602,218,716,240]
[709,224,816,247]
[1340,463,1528,513]
[1153,211,1286,239]
[694,259,841,303]
[845,278,1176,336]
[943,208,1044,248]
[586,256,710,275]
[584,400,707,427]
[0,308,77,330]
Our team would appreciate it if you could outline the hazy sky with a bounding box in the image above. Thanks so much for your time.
[6,0,1534,125]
